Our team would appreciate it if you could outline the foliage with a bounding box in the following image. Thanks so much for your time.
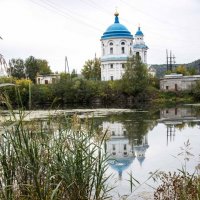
[122,54,149,95]
[154,171,200,200]
[174,65,189,75]
[71,69,78,79]
[25,56,39,83]
[191,81,200,100]
[167,65,198,76]
[153,140,200,200]
[6,56,52,83]
[36,59,52,75]
[8,58,25,79]
[0,76,16,84]
[81,57,101,80]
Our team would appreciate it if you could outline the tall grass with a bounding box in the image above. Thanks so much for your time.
[0,94,112,199]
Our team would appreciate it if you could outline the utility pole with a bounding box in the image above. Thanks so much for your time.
[166,49,168,71]
[166,49,176,72]
[65,56,69,74]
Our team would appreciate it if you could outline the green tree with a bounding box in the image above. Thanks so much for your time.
[71,69,78,79]
[175,65,188,75]
[122,54,149,95]
[191,80,200,100]
[25,56,52,82]
[8,58,25,79]
[25,56,38,82]
[37,59,52,75]
[81,58,101,80]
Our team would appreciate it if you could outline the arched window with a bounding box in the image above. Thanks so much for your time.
[121,41,125,45]
[121,47,125,54]
[110,47,113,54]
[109,42,113,46]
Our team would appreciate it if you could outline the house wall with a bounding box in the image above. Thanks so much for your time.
[160,75,200,91]
[36,75,60,84]
[101,38,132,81]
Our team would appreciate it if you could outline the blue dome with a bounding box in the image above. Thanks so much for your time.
[135,27,144,36]
[108,157,134,175]
[101,13,133,40]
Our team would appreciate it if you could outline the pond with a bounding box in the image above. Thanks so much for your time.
[0,106,200,199]
[94,106,200,198]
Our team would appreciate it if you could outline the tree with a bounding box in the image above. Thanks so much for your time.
[71,69,78,79]
[192,80,200,100]
[36,59,52,75]
[81,58,101,80]
[122,54,149,95]
[174,65,188,76]
[25,56,38,82]
[25,56,52,83]
[170,65,197,76]
[8,58,25,79]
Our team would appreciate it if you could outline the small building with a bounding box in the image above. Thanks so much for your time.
[160,74,200,91]
[36,74,60,85]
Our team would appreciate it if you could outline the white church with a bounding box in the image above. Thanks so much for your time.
[100,11,148,81]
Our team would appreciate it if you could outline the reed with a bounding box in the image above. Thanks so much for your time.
[0,93,112,200]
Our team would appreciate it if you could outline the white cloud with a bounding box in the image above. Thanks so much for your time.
[1,0,200,73]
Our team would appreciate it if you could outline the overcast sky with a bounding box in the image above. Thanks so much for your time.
[0,0,200,73]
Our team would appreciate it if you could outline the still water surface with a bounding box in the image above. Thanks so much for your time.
[90,106,200,197]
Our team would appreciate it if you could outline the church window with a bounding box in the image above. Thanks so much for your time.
[121,47,125,54]
[45,80,48,84]
[112,144,116,151]
[110,47,113,54]
[122,64,125,68]
[112,131,115,136]
[110,64,113,68]
[109,42,113,46]
[110,76,113,81]
[124,144,127,150]
[166,86,169,90]
[123,130,126,135]
[121,41,125,45]
[136,52,140,57]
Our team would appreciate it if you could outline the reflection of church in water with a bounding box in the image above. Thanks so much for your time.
[103,122,149,179]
